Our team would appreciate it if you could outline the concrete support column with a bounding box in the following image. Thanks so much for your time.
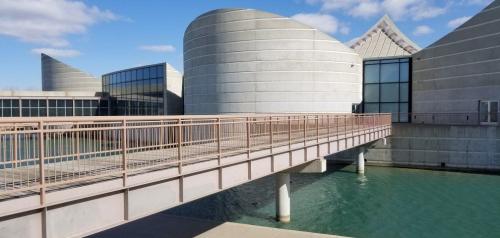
[357,148,365,174]
[275,172,290,223]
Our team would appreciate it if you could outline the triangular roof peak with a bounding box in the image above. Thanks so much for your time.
[349,14,421,59]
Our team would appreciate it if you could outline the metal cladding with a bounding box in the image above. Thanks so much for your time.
[350,15,420,59]
[41,54,102,92]
[183,8,362,114]
[412,1,500,114]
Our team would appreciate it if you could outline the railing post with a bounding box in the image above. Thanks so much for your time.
[38,121,45,205]
[246,117,250,157]
[288,116,292,149]
[121,119,127,186]
[303,116,307,146]
[269,116,273,150]
[315,115,319,143]
[217,118,221,165]
[177,119,182,175]
[13,125,17,168]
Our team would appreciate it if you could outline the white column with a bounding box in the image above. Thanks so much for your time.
[275,172,290,223]
[357,149,365,174]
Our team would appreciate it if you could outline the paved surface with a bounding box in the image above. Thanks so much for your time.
[90,214,347,238]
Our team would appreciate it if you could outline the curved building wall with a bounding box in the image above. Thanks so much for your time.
[42,54,102,92]
[412,1,500,115]
[183,8,362,114]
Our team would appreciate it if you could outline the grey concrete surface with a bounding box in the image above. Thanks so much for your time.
[350,15,420,59]
[183,8,362,114]
[333,123,500,171]
[89,214,346,238]
[412,1,500,118]
[41,53,102,92]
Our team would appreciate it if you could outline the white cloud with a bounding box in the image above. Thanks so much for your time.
[350,1,381,18]
[460,0,493,5]
[305,0,448,21]
[292,13,344,34]
[413,25,434,36]
[0,0,118,47]
[448,16,471,28]
[139,45,176,53]
[31,48,81,57]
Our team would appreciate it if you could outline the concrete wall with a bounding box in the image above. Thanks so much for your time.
[41,54,102,92]
[183,8,362,114]
[412,1,500,117]
[165,64,183,115]
[333,123,500,171]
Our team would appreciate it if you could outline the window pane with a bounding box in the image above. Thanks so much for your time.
[364,64,379,83]
[400,63,409,82]
[31,108,39,117]
[399,103,409,122]
[30,100,38,107]
[12,108,19,117]
[12,100,19,107]
[2,100,11,107]
[380,63,399,83]
[49,108,57,116]
[150,66,157,78]
[57,100,65,107]
[39,108,47,117]
[380,103,399,121]
[380,83,399,102]
[66,100,73,107]
[49,100,57,107]
[144,67,150,79]
[400,83,409,102]
[39,100,46,107]
[157,65,164,77]
[137,69,143,80]
[3,108,11,117]
[364,84,379,102]
[22,100,29,107]
[364,103,379,113]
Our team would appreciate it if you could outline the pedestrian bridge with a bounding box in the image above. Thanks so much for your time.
[0,113,391,238]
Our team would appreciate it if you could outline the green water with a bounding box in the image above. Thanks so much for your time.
[165,165,500,238]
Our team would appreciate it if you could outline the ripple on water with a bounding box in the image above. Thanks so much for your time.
[165,165,500,238]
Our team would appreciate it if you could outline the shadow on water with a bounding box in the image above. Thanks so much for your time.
[90,162,353,237]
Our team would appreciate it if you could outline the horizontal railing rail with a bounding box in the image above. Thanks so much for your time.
[390,112,499,126]
[0,113,391,202]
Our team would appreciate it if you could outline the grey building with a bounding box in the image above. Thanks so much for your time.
[41,54,102,92]
[350,15,421,122]
[102,63,183,115]
[183,8,362,114]
[412,0,500,124]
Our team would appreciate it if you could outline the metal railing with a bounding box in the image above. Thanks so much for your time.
[0,113,391,201]
[393,112,499,126]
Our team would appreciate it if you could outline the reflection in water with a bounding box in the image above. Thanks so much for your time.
[165,165,500,238]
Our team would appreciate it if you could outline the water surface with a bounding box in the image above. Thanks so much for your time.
[165,165,500,238]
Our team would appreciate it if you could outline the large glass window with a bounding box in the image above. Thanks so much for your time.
[102,63,166,116]
[362,58,411,122]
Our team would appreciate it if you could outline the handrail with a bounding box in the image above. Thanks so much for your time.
[0,113,391,201]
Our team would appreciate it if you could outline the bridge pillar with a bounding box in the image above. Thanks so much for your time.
[275,172,290,223]
[357,148,365,174]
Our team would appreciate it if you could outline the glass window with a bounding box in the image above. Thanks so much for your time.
[2,100,11,107]
[57,100,65,107]
[400,83,409,102]
[39,108,47,117]
[380,103,399,121]
[12,100,19,107]
[137,69,143,80]
[364,64,379,83]
[31,108,39,117]
[30,100,38,107]
[380,83,399,102]
[399,103,409,122]
[157,65,164,77]
[12,108,19,117]
[400,63,409,82]
[66,100,73,107]
[364,84,379,103]
[144,67,150,79]
[22,108,29,117]
[49,100,57,107]
[39,100,46,107]
[380,63,399,83]
[2,108,11,117]
[22,100,29,107]
[150,66,157,78]
[364,103,379,113]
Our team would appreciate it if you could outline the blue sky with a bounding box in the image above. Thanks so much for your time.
[0,0,494,90]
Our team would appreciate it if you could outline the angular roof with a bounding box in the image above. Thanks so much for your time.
[349,15,421,59]
[41,54,101,92]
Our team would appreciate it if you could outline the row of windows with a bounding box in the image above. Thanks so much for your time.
[362,57,411,123]
[103,64,165,86]
[103,66,166,116]
[0,99,109,117]
[103,78,164,96]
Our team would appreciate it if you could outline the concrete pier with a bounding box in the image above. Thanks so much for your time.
[357,149,365,174]
[276,173,291,223]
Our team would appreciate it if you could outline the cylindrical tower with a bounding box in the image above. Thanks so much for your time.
[183,8,362,114]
